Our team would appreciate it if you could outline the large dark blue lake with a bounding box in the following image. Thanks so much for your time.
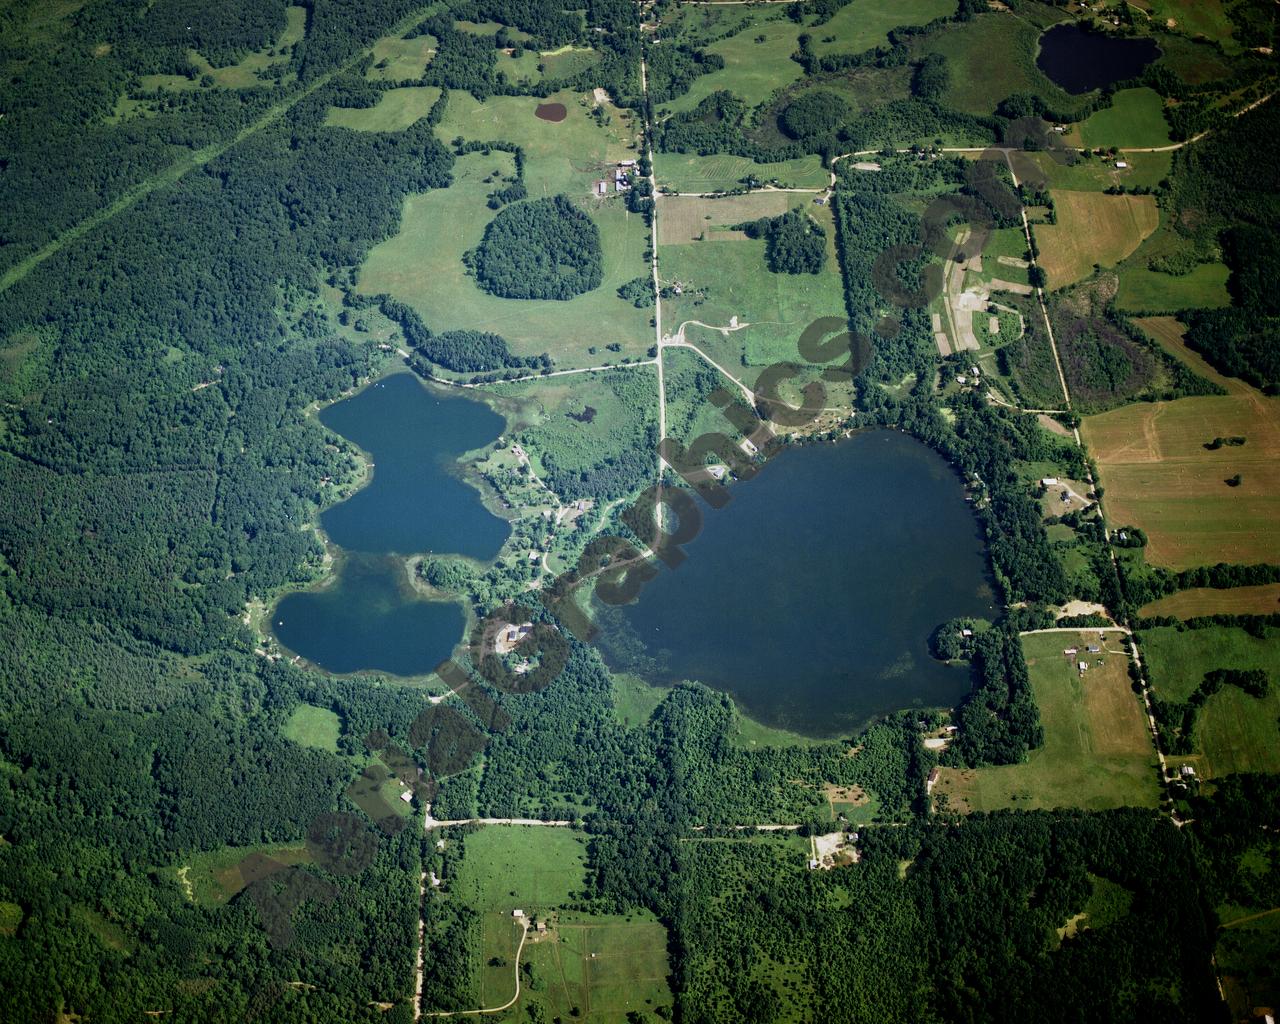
[596,430,997,737]
[1037,24,1160,94]
[272,372,508,676]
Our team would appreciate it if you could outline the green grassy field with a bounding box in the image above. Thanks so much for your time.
[433,89,641,196]
[611,673,671,728]
[179,843,314,907]
[501,46,600,86]
[654,153,829,193]
[453,827,588,913]
[933,631,1161,813]
[1015,149,1173,193]
[281,703,341,752]
[487,367,658,483]
[520,912,674,1022]
[324,86,442,132]
[660,16,808,115]
[1117,260,1231,312]
[1142,0,1240,49]
[810,0,956,57]
[357,151,653,368]
[1140,583,1280,618]
[365,33,436,82]
[657,199,847,381]
[1139,625,1280,778]
[1078,88,1172,149]
[452,827,594,1007]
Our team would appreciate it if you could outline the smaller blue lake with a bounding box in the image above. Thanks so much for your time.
[272,371,508,676]
[1037,24,1160,94]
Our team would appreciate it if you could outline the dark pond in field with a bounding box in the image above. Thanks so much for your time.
[1037,24,1160,94]
[534,102,567,122]
[272,372,508,676]
[596,431,997,738]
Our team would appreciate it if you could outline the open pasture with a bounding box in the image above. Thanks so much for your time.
[933,631,1160,813]
[657,199,847,378]
[365,33,436,82]
[1082,317,1280,569]
[502,46,600,87]
[1114,222,1231,312]
[654,152,829,193]
[660,16,808,115]
[519,913,674,1022]
[810,0,956,57]
[451,827,592,1008]
[1036,191,1158,290]
[324,86,442,132]
[1077,88,1172,150]
[432,89,640,196]
[1014,149,1172,193]
[357,151,652,368]
[1139,625,1280,777]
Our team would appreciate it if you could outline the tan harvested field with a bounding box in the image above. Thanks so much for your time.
[933,631,1160,813]
[1036,191,1158,290]
[656,192,795,245]
[1082,317,1280,570]
[1140,583,1280,618]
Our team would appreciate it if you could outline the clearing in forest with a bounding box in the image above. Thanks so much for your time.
[137,6,307,92]
[324,86,442,131]
[1139,624,1280,778]
[1140,583,1280,618]
[1082,317,1280,570]
[365,33,436,82]
[932,632,1160,813]
[1036,191,1159,290]
[519,913,674,1021]
[281,703,341,752]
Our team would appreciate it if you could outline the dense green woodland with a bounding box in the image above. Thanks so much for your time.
[0,0,1277,1019]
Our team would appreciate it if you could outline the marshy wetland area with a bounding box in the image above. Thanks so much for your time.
[5,0,1280,1020]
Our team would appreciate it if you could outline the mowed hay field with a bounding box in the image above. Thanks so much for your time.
[654,152,829,193]
[324,86,442,131]
[1140,583,1280,618]
[1082,317,1280,570]
[933,632,1161,813]
[357,148,652,368]
[1036,191,1158,289]
[657,192,794,244]
[657,199,847,377]
[1139,624,1280,778]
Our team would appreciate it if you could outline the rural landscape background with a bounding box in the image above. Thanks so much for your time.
[0,0,1278,1021]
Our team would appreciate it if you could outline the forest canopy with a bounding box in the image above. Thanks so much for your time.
[469,196,604,300]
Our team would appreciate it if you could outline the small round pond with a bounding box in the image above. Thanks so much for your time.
[534,102,567,122]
